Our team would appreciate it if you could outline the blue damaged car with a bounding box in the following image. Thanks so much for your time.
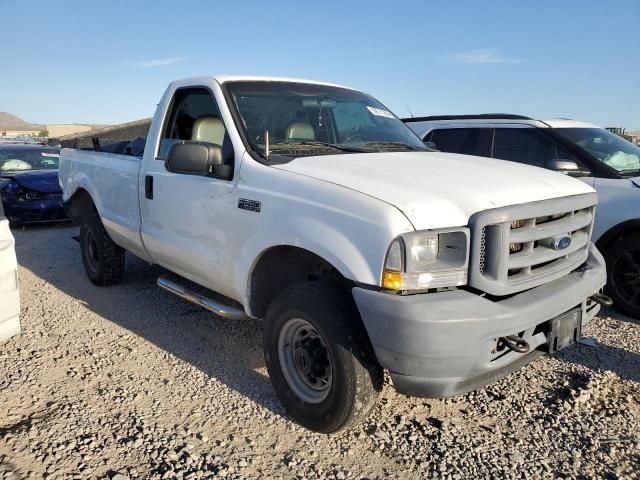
[0,144,67,225]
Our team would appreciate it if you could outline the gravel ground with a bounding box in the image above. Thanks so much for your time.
[1,224,639,480]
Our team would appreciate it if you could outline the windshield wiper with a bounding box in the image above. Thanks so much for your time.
[294,141,372,153]
[364,142,427,152]
[618,168,640,176]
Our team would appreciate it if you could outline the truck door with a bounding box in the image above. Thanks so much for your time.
[139,86,238,298]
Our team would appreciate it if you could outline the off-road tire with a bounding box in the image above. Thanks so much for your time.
[604,233,640,319]
[264,282,383,433]
[80,209,125,286]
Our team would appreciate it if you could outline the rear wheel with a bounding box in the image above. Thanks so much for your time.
[264,282,382,433]
[80,209,125,286]
[605,234,640,319]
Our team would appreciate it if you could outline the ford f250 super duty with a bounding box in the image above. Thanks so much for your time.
[59,76,608,432]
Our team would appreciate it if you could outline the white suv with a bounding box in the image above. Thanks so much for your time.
[404,114,640,318]
[0,199,20,342]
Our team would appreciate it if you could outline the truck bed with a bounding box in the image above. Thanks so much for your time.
[59,149,148,260]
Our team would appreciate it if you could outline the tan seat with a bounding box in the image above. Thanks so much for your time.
[192,116,226,146]
[285,122,315,141]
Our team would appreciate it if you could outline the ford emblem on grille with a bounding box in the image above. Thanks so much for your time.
[554,235,572,250]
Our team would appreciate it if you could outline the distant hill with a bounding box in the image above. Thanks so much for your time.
[0,112,30,128]
[0,112,107,135]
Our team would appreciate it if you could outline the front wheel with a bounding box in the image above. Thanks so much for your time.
[605,234,640,319]
[264,282,382,433]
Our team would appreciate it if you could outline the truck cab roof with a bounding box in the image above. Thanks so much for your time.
[171,75,356,91]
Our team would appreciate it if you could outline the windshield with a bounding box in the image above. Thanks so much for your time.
[225,81,427,159]
[555,127,640,175]
[0,147,60,172]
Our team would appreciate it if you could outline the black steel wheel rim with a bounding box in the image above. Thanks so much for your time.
[611,248,640,307]
[84,229,99,272]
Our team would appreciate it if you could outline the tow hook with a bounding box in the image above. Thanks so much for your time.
[591,292,613,307]
[500,335,530,354]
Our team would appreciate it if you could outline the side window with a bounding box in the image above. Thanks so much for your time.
[426,128,492,157]
[491,128,587,172]
[157,88,228,160]
[492,128,553,167]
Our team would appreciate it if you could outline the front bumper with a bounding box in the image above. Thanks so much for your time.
[353,244,607,398]
[2,197,68,224]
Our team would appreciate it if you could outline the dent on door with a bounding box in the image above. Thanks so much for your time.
[0,218,20,342]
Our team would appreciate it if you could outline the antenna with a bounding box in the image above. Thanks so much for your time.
[265,129,270,162]
[406,105,414,118]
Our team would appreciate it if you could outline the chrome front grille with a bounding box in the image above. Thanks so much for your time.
[470,193,597,296]
[507,207,592,276]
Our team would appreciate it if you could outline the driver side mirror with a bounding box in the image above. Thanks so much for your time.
[166,141,231,180]
[423,141,438,151]
[547,159,590,177]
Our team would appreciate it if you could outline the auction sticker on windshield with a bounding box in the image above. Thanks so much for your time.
[367,106,394,118]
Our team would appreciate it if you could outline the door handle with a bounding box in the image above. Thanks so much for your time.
[145,175,153,199]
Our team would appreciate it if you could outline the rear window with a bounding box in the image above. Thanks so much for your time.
[426,128,492,157]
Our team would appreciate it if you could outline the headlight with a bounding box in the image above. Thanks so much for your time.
[1,181,26,201]
[383,228,469,292]
[410,233,439,268]
[3,181,19,194]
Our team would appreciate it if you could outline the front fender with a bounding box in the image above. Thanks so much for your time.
[232,160,415,310]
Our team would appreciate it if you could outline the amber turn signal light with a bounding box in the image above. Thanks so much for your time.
[383,271,402,290]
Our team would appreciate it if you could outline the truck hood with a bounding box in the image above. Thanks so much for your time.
[274,152,595,230]
[0,170,61,193]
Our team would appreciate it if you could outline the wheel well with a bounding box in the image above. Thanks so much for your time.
[595,220,640,255]
[249,246,350,318]
[64,188,95,224]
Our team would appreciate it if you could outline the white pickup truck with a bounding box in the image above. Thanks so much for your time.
[60,76,608,432]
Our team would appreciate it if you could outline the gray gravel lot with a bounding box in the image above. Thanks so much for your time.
[1,224,639,479]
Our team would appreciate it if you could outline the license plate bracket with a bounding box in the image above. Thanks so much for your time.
[547,308,582,353]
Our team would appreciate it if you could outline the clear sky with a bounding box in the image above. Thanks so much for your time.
[1,0,638,129]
